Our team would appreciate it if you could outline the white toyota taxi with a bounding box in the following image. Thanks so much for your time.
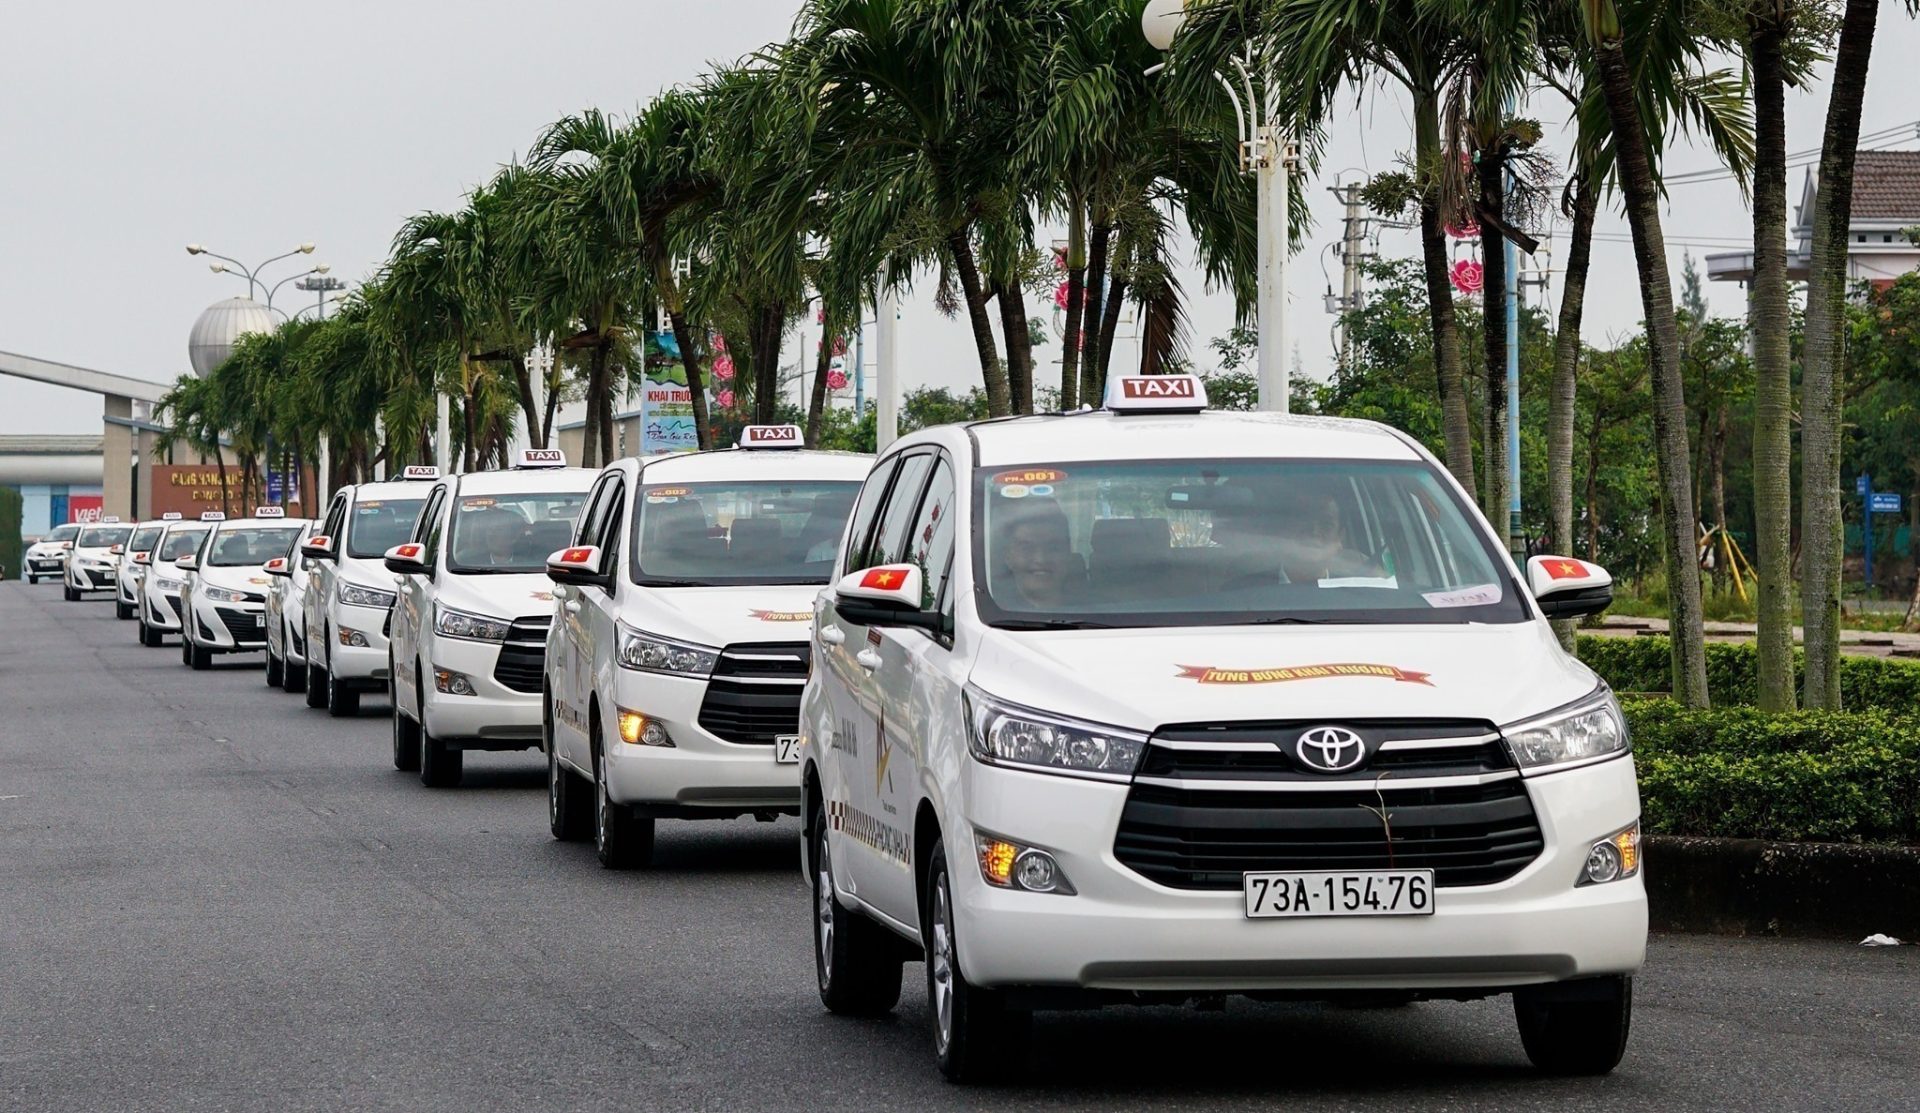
[137,517,213,646]
[176,508,309,670]
[261,519,318,692]
[386,449,593,787]
[542,426,869,867]
[301,468,438,716]
[64,518,133,601]
[800,375,1641,1082]
[23,523,81,584]
[114,518,172,621]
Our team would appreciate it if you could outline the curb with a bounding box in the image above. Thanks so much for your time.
[1647,835,1920,939]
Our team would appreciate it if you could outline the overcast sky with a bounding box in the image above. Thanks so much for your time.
[3,1,1918,437]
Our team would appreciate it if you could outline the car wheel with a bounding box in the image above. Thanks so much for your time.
[813,804,903,1015]
[265,645,284,688]
[26,575,36,585]
[64,584,77,602]
[115,600,132,620]
[305,653,328,709]
[180,633,193,666]
[1515,977,1632,1076]
[419,719,462,787]
[926,841,1028,1083]
[548,737,591,841]
[189,642,212,671]
[327,668,360,718]
[392,698,423,772]
[282,628,307,693]
[594,730,653,870]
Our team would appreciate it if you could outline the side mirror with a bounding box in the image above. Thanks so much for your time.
[132,551,152,567]
[546,545,609,588]
[1528,556,1613,620]
[384,543,431,577]
[263,557,292,578]
[174,554,200,571]
[300,534,337,561]
[834,564,942,631]
[110,544,124,555]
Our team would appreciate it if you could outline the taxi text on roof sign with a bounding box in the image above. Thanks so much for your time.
[102,516,122,524]
[253,506,286,518]
[162,512,183,520]
[401,464,442,480]
[200,511,227,521]
[517,448,567,468]
[1104,373,1208,413]
[739,424,803,449]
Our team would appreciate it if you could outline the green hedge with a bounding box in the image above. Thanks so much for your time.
[1623,699,1920,844]
[1578,634,1920,710]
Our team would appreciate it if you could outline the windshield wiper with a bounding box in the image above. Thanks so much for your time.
[994,618,1120,631]
[1244,616,1342,625]
[637,578,711,588]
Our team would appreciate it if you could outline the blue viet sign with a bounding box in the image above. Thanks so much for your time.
[1869,492,1903,514]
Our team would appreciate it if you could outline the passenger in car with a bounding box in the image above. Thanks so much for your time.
[1214,483,1383,587]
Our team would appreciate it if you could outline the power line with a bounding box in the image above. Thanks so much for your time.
[1661,121,1920,185]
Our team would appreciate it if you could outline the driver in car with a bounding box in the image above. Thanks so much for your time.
[1215,482,1381,586]
[993,499,1085,610]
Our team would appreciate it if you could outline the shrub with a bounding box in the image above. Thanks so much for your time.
[1577,634,1920,711]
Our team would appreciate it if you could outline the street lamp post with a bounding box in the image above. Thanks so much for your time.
[187,242,317,302]
[1143,0,1293,413]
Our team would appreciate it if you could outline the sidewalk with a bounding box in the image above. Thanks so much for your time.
[1587,614,1920,660]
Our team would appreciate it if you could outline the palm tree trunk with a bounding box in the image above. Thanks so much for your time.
[1709,402,1730,599]
[1094,249,1129,393]
[995,278,1036,414]
[1079,218,1113,406]
[1801,0,1881,709]
[582,346,605,469]
[461,390,478,473]
[1415,92,1477,494]
[541,362,562,453]
[1477,136,1510,530]
[1585,412,1603,560]
[1549,174,1597,651]
[511,353,543,449]
[1590,30,1712,708]
[947,231,1013,417]
[1751,13,1797,710]
[749,303,786,425]
[668,309,713,451]
[806,324,834,447]
[1060,195,1087,410]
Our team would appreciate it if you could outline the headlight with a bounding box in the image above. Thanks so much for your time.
[153,576,184,591]
[1504,689,1630,773]
[435,605,511,642]
[201,585,250,603]
[338,581,396,608]
[964,685,1147,780]
[616,625,718,676]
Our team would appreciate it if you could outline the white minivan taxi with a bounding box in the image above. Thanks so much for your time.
[137,517,213,646]
[64,518,132,601]
[542,427,869,868]
[386,449,594,787]
[261,519,318,692]
[800,376,1641,1082]
[114,518,174,621]
[300,468,439,716]
[176,509,309,670]
[23,523,81,584]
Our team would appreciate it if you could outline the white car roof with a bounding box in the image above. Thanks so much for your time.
[953,410,1425,467]
[634,448,873,485]
[346,480,438,501]
[212,517,315,531]
[452,466,600,496]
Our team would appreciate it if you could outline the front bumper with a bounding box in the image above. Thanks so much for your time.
[68,564,117,592]
[419,634,541,747]
[603,670,801,810]
[188,596,268,651]
[325,602,392,685]
[28,555,66,577]
[144,590,184,631]
[118,573,142,605]
[947,756,1648,992]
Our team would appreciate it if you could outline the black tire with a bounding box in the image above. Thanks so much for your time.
[594,728,653,869]
[392,692,422,772]
[189,642,212,671]
[281,628,306,693]
[26,575,36,585]
[1515,977,1633,1076]
[419,720,462,787]
[265,647,284,688]
[548,735,591,841]
[180,633,193,667]
[137,617,153,646]
[64,584,78,602]
[813,804,903,1015]
[305,659,328,708]
[327,668,360,718]
[116,600,133,620]
[926,842,1028,1083]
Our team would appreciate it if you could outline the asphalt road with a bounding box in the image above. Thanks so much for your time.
[4,582,1917,1112]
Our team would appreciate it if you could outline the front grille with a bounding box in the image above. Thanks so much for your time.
[491,616,551,694]
[83,569,114,589]
[1115,720,1542,890]
[218,607,267,644]
[696,642,810,745]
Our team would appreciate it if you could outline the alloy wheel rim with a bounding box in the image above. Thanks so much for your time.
[931,877,955,1053]
[815,829,834,983]
[596,751,609,850]
[548,747,561,826]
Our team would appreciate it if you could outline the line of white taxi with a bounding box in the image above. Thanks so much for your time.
[32,380,1646,1085]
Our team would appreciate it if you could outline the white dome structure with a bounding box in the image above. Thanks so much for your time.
[188,296,277,377]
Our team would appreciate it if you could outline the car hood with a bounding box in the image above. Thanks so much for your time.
[71,545,116,564]
[966,620,1599,734]
[197,565,277,595]
[26,542,66,557]
[631,584,822,647]
[337,556,399,594]
[434,572,561,624]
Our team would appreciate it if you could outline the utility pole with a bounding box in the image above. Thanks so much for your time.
[1327,182,1366,369]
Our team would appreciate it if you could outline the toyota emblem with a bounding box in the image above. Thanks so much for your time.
[1295,726,1366,773]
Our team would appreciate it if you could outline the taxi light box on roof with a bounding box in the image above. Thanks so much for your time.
[739,424,803,449]
[401,465,442,480]
[254,506,285,518]
[200,512,226,521]
[518,448,566,468]
[1105,374,1207,412]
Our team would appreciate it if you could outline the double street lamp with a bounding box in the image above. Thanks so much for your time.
[185,242,331,312]
[1142,0,1294,413]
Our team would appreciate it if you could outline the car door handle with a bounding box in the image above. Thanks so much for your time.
[855,648,882,671]
[819,624,845,646]
[563,600,582,615]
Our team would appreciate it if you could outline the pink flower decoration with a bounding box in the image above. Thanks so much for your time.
[712,355,735,382]
[832,337,847,357]
[716,389,735,409]
[1449,259,1485,295]
[711,334,728,354]
[1445,219,1480,239]
[825,370,848,391]
[1055,281,1071,310]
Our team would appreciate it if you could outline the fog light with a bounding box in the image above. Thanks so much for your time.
[1583,842,1621,885]
[338,627,371,648]
[979,838,1017,886]
[975,831,1075,894]
[1580,821,1641,886]
[434,668,478,697]
[617,707,674,747]
[1014,850,1062,893]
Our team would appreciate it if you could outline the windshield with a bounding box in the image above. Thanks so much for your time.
[449,492,589,574]
[77,526,132,548]
[346,498,426,558]
[158,528,208,561]
[631,480,861,586]
[129,527,165,553]
[974,459,1526,628]
[46,525,80,543]
[208,526,304,568]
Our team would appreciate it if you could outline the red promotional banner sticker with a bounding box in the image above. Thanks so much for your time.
[1176,662,1434,687]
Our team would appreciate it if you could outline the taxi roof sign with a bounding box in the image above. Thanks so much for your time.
[1105,373,1208,413]
[516,448,567,469]
[200,511,227,522]
[161,512,183,520]
[400,465,442,480]
[101,515,122,524]
[253,506,286,518]
[739,424,803,449]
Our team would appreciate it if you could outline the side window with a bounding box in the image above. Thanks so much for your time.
[903,457,956,610]
[865,452,934,570]
[841,457,903,574]
[419,486,450,562]
[575,476,617,549]
[322,494,347,542]
[596,481,627,571]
